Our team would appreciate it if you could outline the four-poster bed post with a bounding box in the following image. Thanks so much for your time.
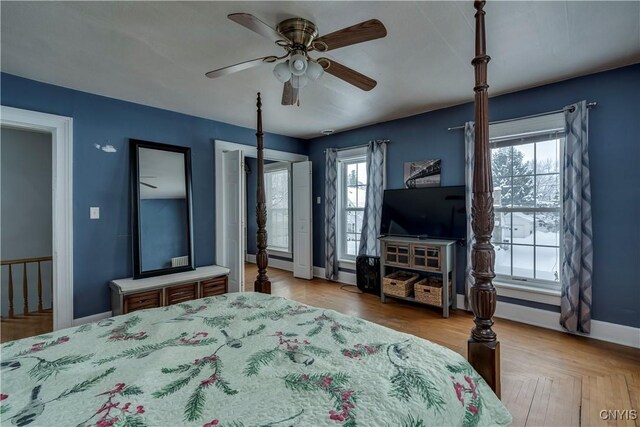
[254,92,271,294]
[251,0,500,397]
[468,0,500,397]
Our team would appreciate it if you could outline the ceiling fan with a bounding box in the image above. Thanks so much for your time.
[205,13,387,105]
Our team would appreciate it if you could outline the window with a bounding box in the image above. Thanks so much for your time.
[337,148,367,262]
[265,164,291,254]
[490,114,564,290]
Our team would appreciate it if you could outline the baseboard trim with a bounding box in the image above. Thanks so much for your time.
[72,311,113,326]
[246,254,294,272]
[455,294,639,349]
[312,266,356,286]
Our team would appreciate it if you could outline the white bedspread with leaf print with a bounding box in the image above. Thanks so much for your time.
[0,293,511,427]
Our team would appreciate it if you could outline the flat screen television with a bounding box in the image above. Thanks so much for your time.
[380,186,466,241]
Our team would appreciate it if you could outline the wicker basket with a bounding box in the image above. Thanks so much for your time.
[414,277,452,307]
[383,271,420,297]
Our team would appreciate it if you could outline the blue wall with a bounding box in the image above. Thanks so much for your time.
[0,73,306,319]
[140,199,188,271]
[309,64,640,328]
[3,63,638,328]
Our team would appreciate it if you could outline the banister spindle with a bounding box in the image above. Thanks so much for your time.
[8,265,15,318]
[37,261,43,312]
[22,262,29,315]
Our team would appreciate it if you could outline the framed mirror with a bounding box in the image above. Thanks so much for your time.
[130,139,194,279]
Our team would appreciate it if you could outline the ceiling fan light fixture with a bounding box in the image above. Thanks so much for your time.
[306,60,324,81]
[291,74,309,89]
[273,61,292,83]
[289,52,307,76]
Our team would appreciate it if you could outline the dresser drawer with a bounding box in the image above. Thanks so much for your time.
[166,282,198,305]
[124,289,162,313]
[201,276,227,297]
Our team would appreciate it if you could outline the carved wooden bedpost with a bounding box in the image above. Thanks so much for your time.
[468,1,500,397]
[254,93,271,294]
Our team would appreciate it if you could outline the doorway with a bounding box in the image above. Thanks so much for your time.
[1,127,53,341]
[214,140,312,293]
[0,106,73,339]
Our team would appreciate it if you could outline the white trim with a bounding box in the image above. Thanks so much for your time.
[72,311,113,327]
[215,140,307,275]
[338,260,356,271]
[245,254,293,272]
[313,266,356,286]
[494,281,561,306]
[455,294,639,349]
[1,106,74,330]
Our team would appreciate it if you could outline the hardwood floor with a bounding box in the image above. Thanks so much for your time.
[245,264,640,427]
[0,310,53,343]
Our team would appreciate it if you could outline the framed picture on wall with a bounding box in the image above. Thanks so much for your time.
[404,159,441,188]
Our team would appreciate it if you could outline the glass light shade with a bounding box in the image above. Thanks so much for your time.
[291,74,309,89]
[289,53,307,76]
[273,61,292,83]
[306,60,324,81]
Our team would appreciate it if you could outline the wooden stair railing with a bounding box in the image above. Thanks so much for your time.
[1,256,53,318]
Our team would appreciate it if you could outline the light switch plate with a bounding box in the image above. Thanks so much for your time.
[316,197,321,204]
[90,207,100,219]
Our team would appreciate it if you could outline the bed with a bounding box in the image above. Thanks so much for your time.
[0,292,510,426]
[2,1,506,426]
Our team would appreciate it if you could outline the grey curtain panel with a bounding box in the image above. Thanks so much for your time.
[324,148,339,280]
[464,122,475,309]
[560,101,593,333]
[358,140,387,257]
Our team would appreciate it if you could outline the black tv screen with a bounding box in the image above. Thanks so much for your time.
[380,186,466,240]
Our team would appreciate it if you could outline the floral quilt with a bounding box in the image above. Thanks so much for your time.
[0,292,511,427]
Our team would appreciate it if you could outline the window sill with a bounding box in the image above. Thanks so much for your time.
[338,260,356,271]
[494,280,561,306]
[268,249,292,258]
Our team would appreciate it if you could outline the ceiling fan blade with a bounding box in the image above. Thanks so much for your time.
[320,59,377,91]
[228,13,287,43]
[206,56,277,79]
[140,182,157,189]
[314,19,386,52]
[281,80,299,106]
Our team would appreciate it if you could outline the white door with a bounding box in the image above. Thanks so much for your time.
[222,150,245,292]
[292,161,313,279]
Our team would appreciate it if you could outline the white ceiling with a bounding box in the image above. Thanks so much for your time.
[1,1,639,139]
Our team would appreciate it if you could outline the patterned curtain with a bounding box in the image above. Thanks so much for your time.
[464,122,475,309]
[560,101,593,333]
[324,148,339,280]
[358,140,387,257]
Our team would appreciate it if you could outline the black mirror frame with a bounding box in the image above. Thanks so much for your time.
[130,139,195,279]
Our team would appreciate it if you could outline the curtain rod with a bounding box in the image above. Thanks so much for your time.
[446,101,597,131]
[323,139,390,154]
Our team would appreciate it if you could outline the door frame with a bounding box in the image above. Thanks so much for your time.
[1,106,74,330]
[214,140,307,289]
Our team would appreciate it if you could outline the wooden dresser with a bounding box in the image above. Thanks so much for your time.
[110,265,230,315]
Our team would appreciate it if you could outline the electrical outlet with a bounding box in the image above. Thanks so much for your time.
[316,196,321,204]
[90,207,100,219]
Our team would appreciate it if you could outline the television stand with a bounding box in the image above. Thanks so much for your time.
[379,236,457,317]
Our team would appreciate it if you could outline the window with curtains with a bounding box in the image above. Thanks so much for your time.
[490,113,565,290]
[264,163,291,254]
[336,148,367,262]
